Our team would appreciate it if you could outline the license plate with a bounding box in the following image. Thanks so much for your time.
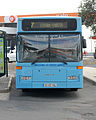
[44,83,57,87]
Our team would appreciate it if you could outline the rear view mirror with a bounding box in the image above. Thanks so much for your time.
[82,36,86,48]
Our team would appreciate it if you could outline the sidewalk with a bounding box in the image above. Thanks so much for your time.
[0,62,16,93]
[83,54,96,84]
[0,75,12,93]
[83,66,96,85]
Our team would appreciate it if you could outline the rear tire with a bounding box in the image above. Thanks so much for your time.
[22,89,31,92]
[71,88,78,91]
[22,89,27,92]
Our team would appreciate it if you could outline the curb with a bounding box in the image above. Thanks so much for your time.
[84,76,96,86]
[0,77,13,93]
[8,77,13,91]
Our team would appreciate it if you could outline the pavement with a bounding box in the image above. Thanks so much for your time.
[83,66,96,85]
[0,62,16,93]
[0,56,96,93]
[83,54,96,85]
[0,75,12,93]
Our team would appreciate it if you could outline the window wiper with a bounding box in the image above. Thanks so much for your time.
[57,57,67,65]
[32,59,39,65]
[62,61,67,65]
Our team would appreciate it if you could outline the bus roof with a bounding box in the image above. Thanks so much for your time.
[18,16,81,20]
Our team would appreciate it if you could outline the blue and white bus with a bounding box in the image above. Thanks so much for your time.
[16,17,84,91]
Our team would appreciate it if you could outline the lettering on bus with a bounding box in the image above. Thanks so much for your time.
[31,22,67,29]
[22,19,77,31]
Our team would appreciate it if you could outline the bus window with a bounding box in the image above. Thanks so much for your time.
[17,33,81,63]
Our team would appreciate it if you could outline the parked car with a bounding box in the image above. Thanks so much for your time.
[7,47,16,62]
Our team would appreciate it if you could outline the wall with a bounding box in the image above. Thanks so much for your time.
[82,25,96,53]
[0,27,17,34]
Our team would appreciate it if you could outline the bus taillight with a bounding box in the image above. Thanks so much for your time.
[16,66,22,70]
[77,66,83,69]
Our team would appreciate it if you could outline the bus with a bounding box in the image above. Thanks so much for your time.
[16,17,84,91]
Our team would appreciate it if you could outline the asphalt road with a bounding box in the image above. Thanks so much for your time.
[0,79,96,120]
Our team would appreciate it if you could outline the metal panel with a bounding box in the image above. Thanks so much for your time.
[16,67,33,88]
[33,69,66,82]
[66,69,83,88]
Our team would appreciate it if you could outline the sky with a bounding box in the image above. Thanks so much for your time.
[0,0,82,16]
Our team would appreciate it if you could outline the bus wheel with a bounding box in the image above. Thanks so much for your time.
[71,88,78,91]
[22,89,27,92]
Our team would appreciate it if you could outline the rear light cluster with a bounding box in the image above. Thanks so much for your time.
[21,76,31,80]
[77,66,83,69]
[68,76,78,80]
[16,66,22,70]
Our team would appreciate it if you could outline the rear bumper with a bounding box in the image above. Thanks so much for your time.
[16,81,83,89]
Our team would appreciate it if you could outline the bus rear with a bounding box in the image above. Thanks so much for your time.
[16,17,83,91]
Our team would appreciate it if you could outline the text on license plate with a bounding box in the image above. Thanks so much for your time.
[44,83,57,87]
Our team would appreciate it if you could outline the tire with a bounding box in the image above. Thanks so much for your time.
[71,88,78,91]
[22,89,29,92]
[22,89,26,92]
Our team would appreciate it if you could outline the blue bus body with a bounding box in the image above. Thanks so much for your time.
[16,17,83,89]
